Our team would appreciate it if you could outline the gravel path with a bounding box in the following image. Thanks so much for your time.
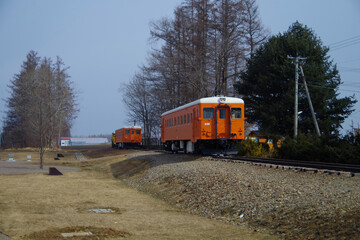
[121,152,360,240]
[0,233,10,240]
[0,160,81,175]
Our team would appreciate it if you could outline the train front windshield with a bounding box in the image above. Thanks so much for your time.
[203,108,214,119]
[231,108,242,119]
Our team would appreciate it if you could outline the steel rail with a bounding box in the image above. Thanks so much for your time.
[212,155,360,174]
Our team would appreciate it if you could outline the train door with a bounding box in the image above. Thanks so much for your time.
[131,130,135,142]
[216,106,230,139]
[124,129,130,141]
[161,118,165,142]
[192,108,196,142]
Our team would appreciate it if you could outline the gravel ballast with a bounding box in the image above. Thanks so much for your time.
[114,152,360,240]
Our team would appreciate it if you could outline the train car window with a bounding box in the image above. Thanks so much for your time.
[191,113,193,123]
[132,131,134,134]
[219,109,226,119]
[231,108,242,119]
[125,130,130,134]
[187,114,190,123]
[136,130,140,134]
[203,108,214,119]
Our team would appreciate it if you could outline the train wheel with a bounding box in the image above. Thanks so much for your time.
[171,142,176,153]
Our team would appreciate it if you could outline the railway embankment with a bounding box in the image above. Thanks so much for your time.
[114,152,360,240]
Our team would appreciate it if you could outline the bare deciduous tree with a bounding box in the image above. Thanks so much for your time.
[123,0,268,142]
[2,51,78,168]
[123,68,159,145]
[241,0,270,57]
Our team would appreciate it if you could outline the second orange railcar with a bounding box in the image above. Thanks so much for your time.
[161,96,245,154]
[112,127,142,148]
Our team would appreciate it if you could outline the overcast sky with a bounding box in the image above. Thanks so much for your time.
[1,0,359,136]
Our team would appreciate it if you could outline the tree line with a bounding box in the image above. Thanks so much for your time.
[2,50,78,167]
[123,0,268,143]
[123,0,357,162]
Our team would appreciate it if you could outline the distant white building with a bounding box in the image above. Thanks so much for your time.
[60,137,108,146]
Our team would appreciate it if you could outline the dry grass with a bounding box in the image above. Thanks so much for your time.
[0,146,276,240]
[0,147,77,164]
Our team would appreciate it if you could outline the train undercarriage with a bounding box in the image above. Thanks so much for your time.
[113,142,141,149]
[163,139,240,155]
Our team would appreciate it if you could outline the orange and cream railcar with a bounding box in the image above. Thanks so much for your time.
[161,96,245,154]
[112,127,142,148]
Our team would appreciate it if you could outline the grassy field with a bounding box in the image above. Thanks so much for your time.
[0,145,276,240]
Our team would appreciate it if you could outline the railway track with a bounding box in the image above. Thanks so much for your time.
[142,148,360,176]
[211,155,360,176]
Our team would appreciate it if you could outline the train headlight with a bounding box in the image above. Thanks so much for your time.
[219,97,226,103]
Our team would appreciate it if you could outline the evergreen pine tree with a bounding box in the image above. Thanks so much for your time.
[236,22,356,136]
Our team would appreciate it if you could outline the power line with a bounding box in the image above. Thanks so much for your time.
[338,67,360,72]
[342,82,360,87]
[329,34,360,51]
[305,83,360,94]
[337,58,360,64]
[330,39,360,51]
[329,34,360,46]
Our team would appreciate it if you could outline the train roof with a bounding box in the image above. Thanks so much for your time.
[125,126,142,129]
[116,126,142,131]
[161,96,244,116]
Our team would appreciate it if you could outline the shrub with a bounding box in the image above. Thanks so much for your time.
[278,133,360,164]
[238,139,271,158]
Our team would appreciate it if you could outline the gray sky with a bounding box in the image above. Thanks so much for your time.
[1,0,359,136]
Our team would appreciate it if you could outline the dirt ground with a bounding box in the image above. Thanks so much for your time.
[0,145,276,240]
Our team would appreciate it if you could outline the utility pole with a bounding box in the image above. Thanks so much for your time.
[299,66,321,136]
[288,56,306,137]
